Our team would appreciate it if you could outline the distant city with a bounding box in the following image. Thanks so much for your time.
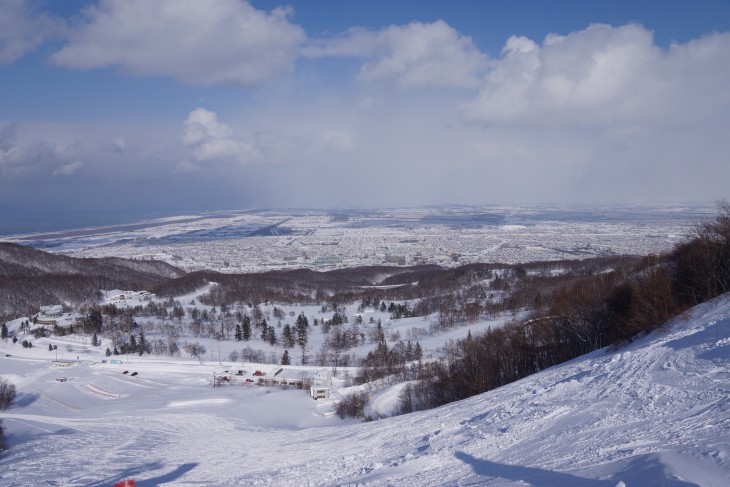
[5,204,714,273]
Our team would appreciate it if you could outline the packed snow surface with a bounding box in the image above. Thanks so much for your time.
[2,295,730,486]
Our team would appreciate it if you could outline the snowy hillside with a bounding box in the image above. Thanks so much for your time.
[1,294,729,486]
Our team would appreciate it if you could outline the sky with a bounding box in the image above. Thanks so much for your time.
[1,0,729,233]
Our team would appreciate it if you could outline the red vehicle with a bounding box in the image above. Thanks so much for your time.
[253,370,265,376]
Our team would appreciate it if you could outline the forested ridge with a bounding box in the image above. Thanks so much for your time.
[0,242,184,319]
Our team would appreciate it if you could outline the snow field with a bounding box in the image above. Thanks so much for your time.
[1,293,729,485]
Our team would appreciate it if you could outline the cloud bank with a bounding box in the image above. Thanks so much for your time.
[51,0,305,86]
[0,0,56,65]
[462,23,730,127]
[304,20,487,89]
[0,5,728,219]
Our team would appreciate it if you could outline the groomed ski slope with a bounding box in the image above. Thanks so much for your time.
[2,295,730,486]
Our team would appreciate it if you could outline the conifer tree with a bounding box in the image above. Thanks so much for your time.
[242,316,251,341]
[414,341,423,361]
[296,313,309,348]
[281,350,291,365]
[282,324,295,348]
[138,329,148,355]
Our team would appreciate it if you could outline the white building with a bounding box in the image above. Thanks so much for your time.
[310,386,330,400]
[40,305,63,317]
[52,359,75,368]
[315,369,331,385]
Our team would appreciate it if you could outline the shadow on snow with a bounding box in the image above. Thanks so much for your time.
[455,451,701,487]
[87,462,198,487]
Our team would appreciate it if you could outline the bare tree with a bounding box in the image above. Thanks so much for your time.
[0,377,16,410]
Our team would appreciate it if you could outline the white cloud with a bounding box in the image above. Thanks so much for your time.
[304,20,487,90]
[110,136,126,153]
[100,136,128,154]
[359,21,487,89]
[302,27,378,58]
[462,23,730,127]
[51,0,305,86]
[180,108,260,170]
[0,0,56,65]
[0,123,18,151]
[0,123,73,178]
[319,129,353,151]
[53,160,84,176]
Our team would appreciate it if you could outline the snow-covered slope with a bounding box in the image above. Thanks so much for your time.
[2,294,729,486]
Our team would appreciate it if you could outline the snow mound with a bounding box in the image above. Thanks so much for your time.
[167,398,231,408]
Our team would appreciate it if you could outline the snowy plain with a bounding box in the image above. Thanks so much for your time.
[1,291,729,485]
[3,205,710,273]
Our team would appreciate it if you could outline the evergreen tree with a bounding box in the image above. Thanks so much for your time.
[267,326,277,346]
[172,305,185,320]
[373,322,388,365]
[281,350,290,365]
[375,322,386,347]
[85,309,103,333]
[92,333,99,347]
[414,341,423,361]
[235,324,243,341]
[113,346,119,355]
[48,343,53,352]
[105,347,112,357]
[296,313,309,348]
[282,324,295,348]
[138,329,148,356]
[129,334,138,353]
[1,323,7,340]
[242,316,251,341]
